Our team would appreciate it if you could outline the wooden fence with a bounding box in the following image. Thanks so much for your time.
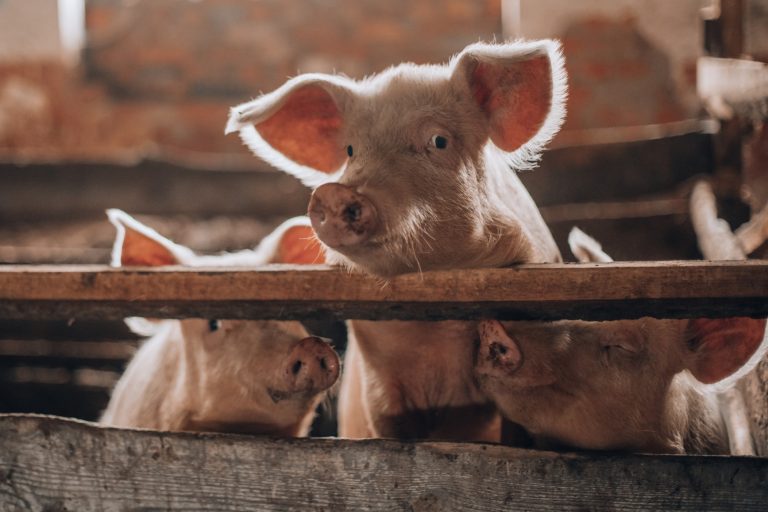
[1,263,767,510]
[1,413,767,511]
[1,262,767,321]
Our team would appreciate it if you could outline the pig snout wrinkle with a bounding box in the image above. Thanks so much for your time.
[309,183,378,248]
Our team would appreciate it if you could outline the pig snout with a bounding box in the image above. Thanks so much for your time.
[477,320,522,372]
[308,183,378,249]
[283,336,340,395]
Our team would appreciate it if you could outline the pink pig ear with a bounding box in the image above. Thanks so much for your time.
[107,209,194,267]
[274,225,325,264]
[247,216,326,265]
[685,317,768,385]
[452,40,567,169]
[226,75,353,188]
[567,227,614,263]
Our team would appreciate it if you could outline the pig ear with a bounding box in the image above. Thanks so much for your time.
[275,225,325,264]
[452,40,567,170]
[251,216,326,264]
[107,209,195,267]
[685,317,768,386]
[567,227,614,263]
[226,75,354,188]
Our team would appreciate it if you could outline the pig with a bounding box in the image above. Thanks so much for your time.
[226,41,567,440]
[100,210,339,437]
[474,227,768,454]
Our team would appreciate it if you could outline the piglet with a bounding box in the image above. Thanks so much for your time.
[227,41,567,441]
[475,228,767,454]
[100,210,339,436]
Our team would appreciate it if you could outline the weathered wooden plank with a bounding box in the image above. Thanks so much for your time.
[0,339,135,369]
[0,414,765,511]
[524,131,713,207]
[0,161,309,222]
[0,262,767,321]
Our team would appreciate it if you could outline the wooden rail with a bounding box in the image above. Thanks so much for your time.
[0,261,767,320]
[0,414,765,511]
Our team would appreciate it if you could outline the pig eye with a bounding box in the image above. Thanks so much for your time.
[430,135,448,149]
[347,145,354,157]
[208,319,221,332]
[601,344,636,363]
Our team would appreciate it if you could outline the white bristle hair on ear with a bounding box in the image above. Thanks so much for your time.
[457,39,568,172]
[225,73,354,188]
[106,209,189,337]
[106,208,196,267]
[707,325,768,393]
[236,124,343,188]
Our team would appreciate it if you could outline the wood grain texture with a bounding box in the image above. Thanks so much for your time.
[0,414,766,511]
[0,262,767,320]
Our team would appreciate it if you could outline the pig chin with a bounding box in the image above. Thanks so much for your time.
[266,387,327,404]
[321,240,421,278]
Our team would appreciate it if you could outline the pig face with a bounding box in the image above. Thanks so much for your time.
[227,41,567,275]
[477,317,766,453]
[475,229,768,453]
[178,319,338,415]
[108,209,339,433]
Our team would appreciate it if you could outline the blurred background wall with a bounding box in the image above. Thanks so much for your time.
[4,0,755,162]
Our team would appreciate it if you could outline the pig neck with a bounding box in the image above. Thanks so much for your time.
[668,374,730,454]
[126,323,208,431]
[471,146,562,267]
[349,319,500,441]
[100,323,184,429]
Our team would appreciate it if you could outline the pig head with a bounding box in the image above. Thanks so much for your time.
[100,210,339,437]
[476,228,768,453]
[227,40,566,275]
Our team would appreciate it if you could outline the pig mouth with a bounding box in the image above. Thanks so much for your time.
[267,387,328,404]
[475,369,570,398]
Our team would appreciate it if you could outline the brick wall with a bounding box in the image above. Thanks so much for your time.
[4,0,763,161]
[1,0,502,161]
[510,0,704,132]
[84,0,501,101]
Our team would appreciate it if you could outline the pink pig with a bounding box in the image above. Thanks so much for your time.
[100,210,339,436]
[475,228,768,454]
[227,41,567,440]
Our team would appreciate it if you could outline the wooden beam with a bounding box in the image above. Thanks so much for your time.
[0,161,309,222]
[0,414,765,511]
[0,262,767,320]
[0,131,712,222]
[524,131,713,207]
[0,339,135,369]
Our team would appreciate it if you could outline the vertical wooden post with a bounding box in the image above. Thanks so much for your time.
[706,0,747,201]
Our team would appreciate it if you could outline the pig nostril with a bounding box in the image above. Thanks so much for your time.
[343,203,362,224]
[292,360,303,375]
[320,357,327,371]
[490,342,507,358]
